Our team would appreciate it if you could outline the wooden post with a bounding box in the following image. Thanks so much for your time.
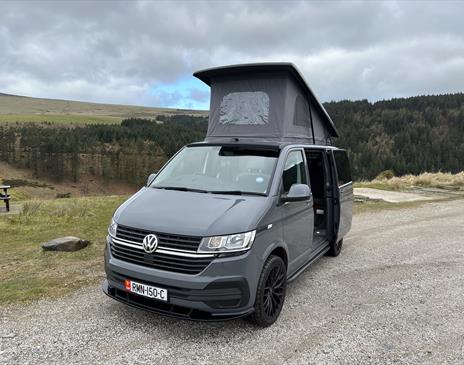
[1,185,10,212]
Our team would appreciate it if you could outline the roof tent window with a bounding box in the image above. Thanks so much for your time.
[293,94,310,128]
[219,91,269,125]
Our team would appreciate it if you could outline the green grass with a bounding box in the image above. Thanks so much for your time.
[354,182,398,191]
[0,114,122,125]
[353,195,464,214]
[0,196,126,305]
[356,172,464,191]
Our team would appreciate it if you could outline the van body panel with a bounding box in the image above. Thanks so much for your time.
[104,215,288,316]
[114,187,270,237]
[331,149,354,241]
[337,182,353,240]
[104,241,259,315]
[279,199,314,273]
[275,147,314,272]
[104,142,353,321]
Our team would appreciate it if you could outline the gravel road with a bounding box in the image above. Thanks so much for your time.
[354,187,435,203]
[1,199,464,364]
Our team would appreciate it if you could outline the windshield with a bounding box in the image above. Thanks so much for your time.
[151,146,279,195]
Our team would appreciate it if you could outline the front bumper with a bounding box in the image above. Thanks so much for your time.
[103,237,261,320]
[102,279,253,321]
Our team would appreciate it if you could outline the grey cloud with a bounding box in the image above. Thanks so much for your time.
[0,0,463,106]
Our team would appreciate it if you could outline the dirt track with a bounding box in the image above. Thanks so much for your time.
[354,187,435,202]
[1,199,464,364]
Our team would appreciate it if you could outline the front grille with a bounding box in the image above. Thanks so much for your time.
[111,225,213,275]
[116,225,201,252]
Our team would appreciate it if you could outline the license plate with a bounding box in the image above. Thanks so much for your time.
[124,279,168,301]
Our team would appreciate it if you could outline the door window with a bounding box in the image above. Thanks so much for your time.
[282,150,307,194]
[333,150,352,186]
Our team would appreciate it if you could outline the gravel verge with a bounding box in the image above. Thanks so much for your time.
[1,199,463,364]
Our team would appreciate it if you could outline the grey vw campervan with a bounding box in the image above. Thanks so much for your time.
[103,63,353,327]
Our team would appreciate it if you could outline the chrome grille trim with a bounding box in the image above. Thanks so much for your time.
[111,237,214,258]
[111,225,214,274]
[116,225,202,251]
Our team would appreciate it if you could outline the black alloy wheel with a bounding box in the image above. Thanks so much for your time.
[250,255,287,327]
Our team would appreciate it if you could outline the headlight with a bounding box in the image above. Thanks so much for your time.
[108,219,118,237]
[197,230,256,253]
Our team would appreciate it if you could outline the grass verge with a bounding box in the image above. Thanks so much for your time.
[354,199,425,214]
[0,196,125,305]
[356,171,464,191]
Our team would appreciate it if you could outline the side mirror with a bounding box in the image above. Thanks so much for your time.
[281,184,311,203]
[147,173,157,186]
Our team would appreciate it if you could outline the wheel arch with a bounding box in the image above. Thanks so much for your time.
[269,246,288,268]
[261,240,289,271]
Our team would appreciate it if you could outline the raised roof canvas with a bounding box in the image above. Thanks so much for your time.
[194,63,338,145]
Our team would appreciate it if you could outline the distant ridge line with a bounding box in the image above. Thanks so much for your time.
[0,92,208,119]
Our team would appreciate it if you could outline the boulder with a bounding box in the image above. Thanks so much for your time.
[56,192,71,199]
[42,236,90,252]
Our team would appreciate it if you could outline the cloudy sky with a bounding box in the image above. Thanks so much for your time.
[1,0,463,109]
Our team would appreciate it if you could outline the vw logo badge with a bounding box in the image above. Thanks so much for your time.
[142,234,158,253]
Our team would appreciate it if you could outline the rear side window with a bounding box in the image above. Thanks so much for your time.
[293,95,310,128]
[282,150,307,194]
[333,150,352,186]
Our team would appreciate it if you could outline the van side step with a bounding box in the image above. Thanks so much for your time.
[287,243,330,283]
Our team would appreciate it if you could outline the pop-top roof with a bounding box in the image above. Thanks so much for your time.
[194,62,338,144]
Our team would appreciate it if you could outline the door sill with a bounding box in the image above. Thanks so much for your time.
[287,243,329,283]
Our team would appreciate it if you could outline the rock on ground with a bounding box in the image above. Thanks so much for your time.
[41,236,90,252]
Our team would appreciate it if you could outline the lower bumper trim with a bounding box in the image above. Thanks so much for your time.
[102,280,253,321]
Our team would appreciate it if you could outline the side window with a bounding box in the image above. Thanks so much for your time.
[220,91,269,125]
[333,150,352,186]
[282,150,307,194]
[293,95,310,128]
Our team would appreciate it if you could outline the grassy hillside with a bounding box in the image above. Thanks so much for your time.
[0,93,207,124]
[0,161,137,201]
[1,92,463,182]
[326,93,464,179]
[0,117,207,187]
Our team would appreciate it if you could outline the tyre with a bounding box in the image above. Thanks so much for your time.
[327,238,343,257]
[249,255,287,327]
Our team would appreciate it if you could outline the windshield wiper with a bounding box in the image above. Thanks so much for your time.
[154,186,209,193]
[210,190,266,196]
[154,186,265,196]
